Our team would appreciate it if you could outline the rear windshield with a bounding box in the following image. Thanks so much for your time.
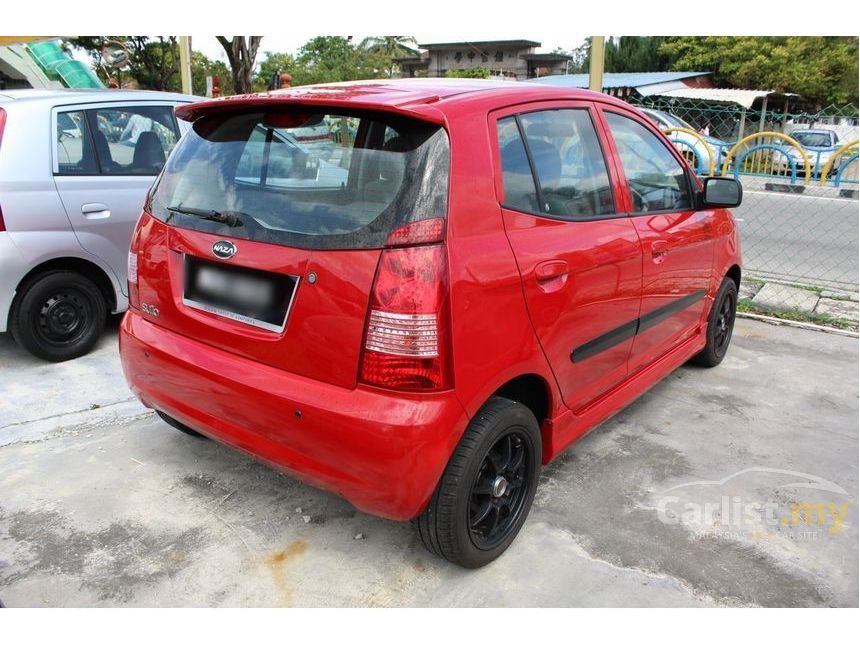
[148,109,450,250]
[791,131,833,148]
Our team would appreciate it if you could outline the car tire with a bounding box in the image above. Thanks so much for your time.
[691,277,737,368]
[157,411,208,439]
[415,396,541,568]
[10,270,107,362]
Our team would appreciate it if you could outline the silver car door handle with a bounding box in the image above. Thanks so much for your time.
[81,203,111,219]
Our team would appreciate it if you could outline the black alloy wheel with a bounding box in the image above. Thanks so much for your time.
[468,430,533,550]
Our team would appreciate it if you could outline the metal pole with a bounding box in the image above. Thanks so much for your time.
[758,95,768,133]
[589,36,605,93]
[738,108,747,140]
[179,36,193,95]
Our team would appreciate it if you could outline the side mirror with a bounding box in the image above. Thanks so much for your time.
[701,176,742,208]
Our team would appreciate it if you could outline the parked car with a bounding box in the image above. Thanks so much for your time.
[780,128,843,177]
[0,89,196,361]
[119,79,743,568]
[640,107,730,172]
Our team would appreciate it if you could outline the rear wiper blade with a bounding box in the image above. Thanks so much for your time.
[167,204,244,227]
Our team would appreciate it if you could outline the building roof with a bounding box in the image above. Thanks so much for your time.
[528,71,711,89]
[650,87,798,109]
[521,53,572,61]
[418,40,541,49]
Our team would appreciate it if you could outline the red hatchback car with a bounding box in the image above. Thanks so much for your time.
[120,79,742,568]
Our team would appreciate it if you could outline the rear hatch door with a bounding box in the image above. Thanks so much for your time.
[136,107,449,389]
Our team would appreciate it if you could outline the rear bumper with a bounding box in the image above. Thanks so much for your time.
[119,311,469,521]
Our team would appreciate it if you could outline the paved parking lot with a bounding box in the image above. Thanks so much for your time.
[0,316,857,607]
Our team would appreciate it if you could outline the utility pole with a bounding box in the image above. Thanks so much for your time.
[588,36,605,93]
[179,36,193,95]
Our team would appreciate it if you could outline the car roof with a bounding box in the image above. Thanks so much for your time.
[789,128,832,135]
[0,88,197,105]
[175,78,630,124]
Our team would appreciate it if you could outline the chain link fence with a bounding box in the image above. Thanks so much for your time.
[632,97,859,329]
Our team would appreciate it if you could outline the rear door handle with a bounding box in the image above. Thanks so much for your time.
[535,259,569,281]
[81,203,111,219]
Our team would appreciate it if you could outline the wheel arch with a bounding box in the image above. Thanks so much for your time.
[11,256,117,323]
[491,373,552,438]
[726,263,741,289]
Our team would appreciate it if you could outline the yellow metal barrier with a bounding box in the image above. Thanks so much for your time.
[661,127,716,176]
[819,139,859,186]
[720,131,812,184]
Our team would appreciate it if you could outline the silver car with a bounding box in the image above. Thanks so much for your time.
[0,89,195,361]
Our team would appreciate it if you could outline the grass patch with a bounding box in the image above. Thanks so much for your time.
[738,298,858,331]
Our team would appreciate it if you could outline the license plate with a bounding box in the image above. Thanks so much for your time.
[183,256,298,332]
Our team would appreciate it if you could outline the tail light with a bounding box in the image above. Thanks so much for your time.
[0,203,5,233]
[359,218,451,391]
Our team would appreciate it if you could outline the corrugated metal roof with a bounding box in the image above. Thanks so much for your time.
[650,88,797,109]
[528,71,710,88]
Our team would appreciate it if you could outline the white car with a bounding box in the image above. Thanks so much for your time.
[780,129,843,177]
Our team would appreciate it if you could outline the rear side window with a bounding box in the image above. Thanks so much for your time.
[150,110,449,250]
[56,110,95,174]
[87,105,179,175]
[497,116,538,212]
[605,112,692,213]
[497,109,615,220]
[56,105,179,176]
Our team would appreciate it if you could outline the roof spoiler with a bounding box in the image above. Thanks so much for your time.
[174,92,446,125]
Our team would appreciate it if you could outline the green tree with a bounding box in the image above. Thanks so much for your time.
[288,37,390,86]
[604,37,671,73]
[68,36,181,91]
[359,36,418,77]
[191,51,232,96]
[253,51,297,91]
[359,36,418,58]
[446,67,490,79]
[216,36,263,94]
[660,36,859,105]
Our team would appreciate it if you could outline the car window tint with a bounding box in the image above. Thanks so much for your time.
[150,110,449,250]
[519,109,615,220]
[497,116,538,212]
[605,112,692,213]
[85,105,180,175]
[55,110,97,174]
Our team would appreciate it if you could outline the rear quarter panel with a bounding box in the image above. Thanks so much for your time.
[443,103,563,426]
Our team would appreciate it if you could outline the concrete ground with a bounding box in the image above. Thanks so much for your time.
[0,317,857,607]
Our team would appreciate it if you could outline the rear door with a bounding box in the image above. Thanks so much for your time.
[599,108,715,373]
[492,102,642,412]
[52,101,184,295]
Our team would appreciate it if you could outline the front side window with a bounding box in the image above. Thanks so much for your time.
[605,112,692,213]
[497,108,615,220]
